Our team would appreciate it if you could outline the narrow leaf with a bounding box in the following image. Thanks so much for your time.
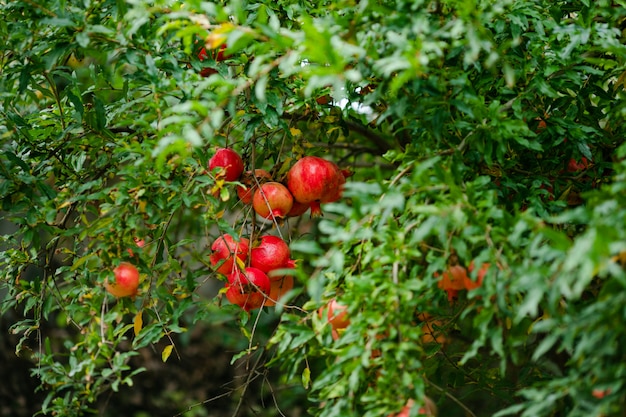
[133,311,143,337]
[162,344,173,362]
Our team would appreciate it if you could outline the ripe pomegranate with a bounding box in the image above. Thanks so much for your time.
[286,156,345,216]
[199,67,218,77]
[264,275,294,307]
[208,148,244,182]
[437,265,467,290]
[387,398,438,417]
[197,44,229,77]
[198,45,229,62]
[225,267,270,311]
[567,156,589,172]
[250,235,291,274]
[210,234,250,275]
[127,237,146,257]
[318,298,350,339]
[420,319,446,345]
[106,263,140,298]
[592,388,612,399]
[286,200,312,217]
[237,169,272,205]
[465,262,489,291]
[436,265,468,302]
[252,182,294,220]
[322,168,348,204]
[267,258,297,281]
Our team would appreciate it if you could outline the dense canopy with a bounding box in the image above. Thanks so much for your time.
[1,0,626,416]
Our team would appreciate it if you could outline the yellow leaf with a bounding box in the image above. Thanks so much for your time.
[133,311,143,336]
[205,23,234,49]
[289,127,302,137]
[162,344,174,362]
[302,366,311,389]
[235,256,246,271]
[137,199,147,213]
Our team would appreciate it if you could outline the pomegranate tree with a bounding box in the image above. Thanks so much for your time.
[209,234,250,275]
[286,156,346,216]
[252,182,294,220]
[208,148,244,181]
[225,267,270,311]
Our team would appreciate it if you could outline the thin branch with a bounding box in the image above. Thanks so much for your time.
[341,118,396,154]
[424,376,478,417]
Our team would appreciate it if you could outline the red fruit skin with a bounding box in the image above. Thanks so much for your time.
[267,258,297,281]
[465,262,488,291]
[199,45,229,62]
[252,182,294,220]
[567,157,589,172]
[286,156,343,205]
[322,168,346,204]
[210,235,250,275]
[215,44,228,61]
[592,388,611,399]
[250,235,291,274]
[318,299,350,340]
[387,398,437,417]
[437,265,468,291]
[225,267,270,311]
[237,169,272,205]
[264,275,294,307]
[436,265,468,302]
[200,67,218,77]
[127,237,146,257]
[106,263,140,298]
[197,45,229,77]
[286,200,311,217]
[208,148,244,182]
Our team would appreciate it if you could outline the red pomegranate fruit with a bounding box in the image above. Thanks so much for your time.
[387,397,438,417]
[237,169,272,205]
[105,263,140,298]
[225,267,271,311]
[252,182,294,220]
[197,44,229,77]
[209,234,250,275]
[264,275,294,307]
[286,156,345,216]
[318,298,350,340]
[567,156,589,172]
[267,258,297,281]
[250,235,291,274]
[286,200,311,217]
[208,148,244,181]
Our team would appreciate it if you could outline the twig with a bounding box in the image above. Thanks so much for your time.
[424,376,478,417]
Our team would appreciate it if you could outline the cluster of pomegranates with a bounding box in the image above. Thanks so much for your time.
[210,233,295,311]
[206,147,350,311]
[208,147,350,220]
